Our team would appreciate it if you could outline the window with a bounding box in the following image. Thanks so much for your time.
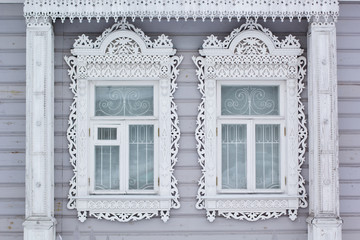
[65,21,182,223]
[194,20,308,222]
[218,83,285,193]
[90,84,158,194]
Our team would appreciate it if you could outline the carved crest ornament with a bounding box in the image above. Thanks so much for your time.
[65,20,182,222]
[193,19,308,222]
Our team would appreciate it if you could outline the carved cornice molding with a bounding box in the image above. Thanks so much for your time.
[24,0,339,24]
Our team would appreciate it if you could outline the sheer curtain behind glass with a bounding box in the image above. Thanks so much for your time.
[220,85,281,191]
[129,125,154,190]
[94,86,155,192]
[95,128,120,190]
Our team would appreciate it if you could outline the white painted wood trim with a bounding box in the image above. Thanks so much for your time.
[23,20,56,240]
[23,0,339,24]
[307,21,343,240]
[194,20,308,222]
[64,20,182,223]
[0,0,351,3]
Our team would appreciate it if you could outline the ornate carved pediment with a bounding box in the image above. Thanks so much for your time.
[193,19,308,222]
[65,20,182,223]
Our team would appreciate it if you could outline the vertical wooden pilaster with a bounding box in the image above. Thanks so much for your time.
[307,21,342,240]
[23,18,56,240]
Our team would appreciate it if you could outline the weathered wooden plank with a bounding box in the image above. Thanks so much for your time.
[339,116,360,131]
[340,166,360,181]
[340,133,360,148]
[340,182,360,196]
[0,52,66,68]
[338,50,360,66]
[0,84,25,100]
[338,67,360,82]
[339,149,360,165]
[337,34,360,50]
[0,185,25,199]
[337,19,360,34]
[0,118,25,132]
[0,20,25,34]
[341,198,360,214]
[0,200,24,216]
[0,217,24,233]
[0,35,25,50]
[0,151,25,166]
[339,3,360,18]
[338,100,360,114]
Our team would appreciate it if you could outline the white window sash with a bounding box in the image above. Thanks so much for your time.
[217,119,285,194]
[89,112,159,195]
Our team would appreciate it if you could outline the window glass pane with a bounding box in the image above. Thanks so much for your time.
[221,85,279,115]
[255,124,280,189]
[129,125,154,190]
[95,146,120,190]
[98,128,117,140]
[221,124,247,189]
[95,86,153,116]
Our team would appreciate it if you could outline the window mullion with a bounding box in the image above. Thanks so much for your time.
[248,120,255,192]
[120,123,127,193]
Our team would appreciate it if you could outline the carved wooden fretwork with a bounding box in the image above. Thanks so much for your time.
[193,19,308,222]
[65,20,181,223]
[24,0,338,24]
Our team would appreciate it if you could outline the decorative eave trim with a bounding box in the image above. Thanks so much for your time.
[24,0,339,24]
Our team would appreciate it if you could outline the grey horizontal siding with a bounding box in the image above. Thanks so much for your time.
[0,2,360,240]
[338,3,360,239]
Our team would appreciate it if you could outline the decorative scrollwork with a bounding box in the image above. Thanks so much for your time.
[193,56,206,210]
[235,37,269,55]
[195,20,307,222]
[106,37,141,55]
[169,56,183,209]
[219,210,286,221]
[95,86,153,116]
[297,56,308,209]
[221,86,278,115]
[66,20,181,223]
[154,34,173,48]
[64,55,78,210]
[24,0,339,24]
[91,212,157,222]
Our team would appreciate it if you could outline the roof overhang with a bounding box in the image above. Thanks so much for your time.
[23,0,339,24]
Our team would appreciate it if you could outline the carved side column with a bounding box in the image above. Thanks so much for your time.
[307,20,342,240]
[23,18,56,240]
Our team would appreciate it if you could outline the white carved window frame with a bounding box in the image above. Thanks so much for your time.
[193,20,308,222]
[65,20,182,223]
